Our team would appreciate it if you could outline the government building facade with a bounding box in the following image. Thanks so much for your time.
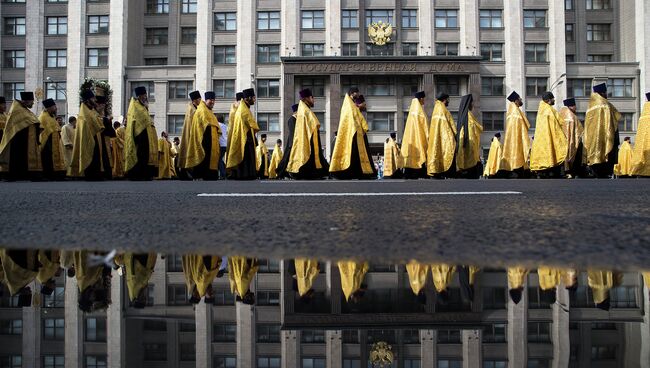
[1,0,649,159]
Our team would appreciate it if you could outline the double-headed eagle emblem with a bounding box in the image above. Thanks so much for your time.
[368,21,393,46]
[369,341,394,367]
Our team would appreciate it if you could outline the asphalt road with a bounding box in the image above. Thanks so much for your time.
[0,179,649,271]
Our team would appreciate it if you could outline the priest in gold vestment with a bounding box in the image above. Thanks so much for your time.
[227,89,259,180]
[427,93,457,178]
[631,92,650,176]
[0,96,6,145]
[529,92,568,178]
[587,270,622,311]
[125,86,158,181]
[228,257,258,305]
[157,132,174,179]
[614,137,633,177]
[500,92,531,178]
[584,83,621,178]
[455,94,483,178]
[111,121,125,178]
[177,91,201,180]
[483,133,502,177]
[186,92,221,180]
[0,249,39,305]
[115,253,157,308]
[559,98,584,177]
[383,132,402,179]
[38,99,66,180]
[287,89,330,179]
[182,254,223,304]
[294,259,320,299]
[507,267,528,304]
[0,92,42,181]
[256,134,270,179]
[402,91,429,179]
[61,117,75,169]
[69,90,108,180]
[268,139,283,179]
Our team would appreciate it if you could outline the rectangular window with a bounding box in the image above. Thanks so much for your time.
[180,57,195,65]
[167,284,188,305]
[213,79,235,99]
[257,44,280,63]
[302,358,326,368]
[523,10,546,28]
[85,356,107,368]
[587,24,611,41]
[145,28,168,45]
[566,24,575,41]
[301,10,325,29]
[565,0,574,10]
[366,43,394,56]
[566,55,575,62]
[527,322,551,342]
[166,254,183,271]
[435,43,458,56]
[402,43,418,56]
[367,112,395,131]
[167,115,184,135]
[403,360,420,368]
[483,360,508,368]
[181,0,197,14]
[143,343,167,361]
[365,10,394,26]
[214,12,237,31]
[367,77,394,96]
[301,43,325,57]
[214,356,237,368]
[524,44,547,63]
[257,11,280,30]
[143,320,166,332]
[301,330,326,343]
[258,113,280,132]
[46,82,66,100]
[85,317,106,342]
[402,329,420,344]
[402,9,417,28]
[256,324,281,343]
[4,17,26,36]
[257,357,281,368]
[526,77,548,97]
[180,343,195,362]
[567,79,592,97]
[591,345,616,360]
[437,329,461,344]
[42,355,64,368]
[434,10,458,28]
[482,286,506,307]
[402,76,419,97]
[618,113,635,132]
[3,82,24,100]
[214,46,236,64]
[257,259,280,273]
[0,356,21,368]
[146,0,169,14]
[144,57,167,65]
[480,43,503,61]
[479,10,503,28]
[481,77,504,96]
[256,290,280,305]
[610,286,637,307]
[213,289,235,305]
[341,43,358,56]
[341,10,358,29]
[181,27,196,44]
[437,360,462,368]
[3,50,25,68]
[88,15,109,34]
[436,76,461,96]
[213,324,237,342]
[87,48,108,67]
[342,330,359,343]
[587,54,612,62]
[482,323,507,343]
[586,0,611,10]
[299,78,326,97]
[257,80,280,98]
[528,287,556,308]
[169,81,193,99]
[607,78,633,98]
[43,318,65,340]
[0,319,22,335]
[47,16,67,35]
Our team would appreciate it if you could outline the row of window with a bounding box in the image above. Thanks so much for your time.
[566,23,613,42]
[145,0,196,14]
[566,0,612,10]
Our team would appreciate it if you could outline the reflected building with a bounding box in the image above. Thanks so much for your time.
[1,257,649,368]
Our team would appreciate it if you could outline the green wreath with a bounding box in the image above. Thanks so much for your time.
[79,77,113,116]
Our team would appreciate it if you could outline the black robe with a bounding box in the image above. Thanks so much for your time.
[7,125,41,181]
[40,134,65,181]
[276,115,296,179]
[192,127,219,180]
[289,131,329,180]
[127,128,157,181]
[100,117,115,180]
[228,131,257,180]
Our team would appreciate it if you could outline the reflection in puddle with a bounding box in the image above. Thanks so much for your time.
[1,249,649,367]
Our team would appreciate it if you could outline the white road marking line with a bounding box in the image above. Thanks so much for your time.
[197,191,522,197]
[260,180,407,183]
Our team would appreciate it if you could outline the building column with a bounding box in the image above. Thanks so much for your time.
[325,0,341,56]
[108,0,129,118]
[150,254,167,306]
[151,81,168,136]
[462,330,482,368]
[326,330,342,368]
[281,73,295,145]
[236,0,256,91]
[25,0,44,111]
[22,287,41,368]
[107,269,125,368]
[420,330,437,368]
[327,261,342,314]
[636,0,650,111]
[281,330,299,368]
[418,0,433,56]
[196,0,213,92]
[640,284,650,367]
[459,0,479,56]
[507,277,528,368]
[423,74,435,117]
[503,0,525,102]
[66,0,86,116]
[236,302,255,368]
[327,74,342,159]
[196,300,213,368]
[551,286,570,368]
[548,0,567,103]
[64,277,83,368]
[281,0,300,57]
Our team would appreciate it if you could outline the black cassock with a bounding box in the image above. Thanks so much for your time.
[228,131,257,180]
[289,129,329,180]
[193,126,219,180]
[275,115,296,179]
[7,125,40,181]
[85,117,115,181]
[127,125,156,181]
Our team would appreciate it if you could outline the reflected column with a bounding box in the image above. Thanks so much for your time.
[420,330,437,368]
[551,286,570,368]
[196,300,213,368]
[326,330,342,368]
[507,276,528,367]
[22,282,41,368]
[64,277,83,368]
[462,330,482,368]
[281,330,299,368]
[107,269,125,368]
[236,297,255,367]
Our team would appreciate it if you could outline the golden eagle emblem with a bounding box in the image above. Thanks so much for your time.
[369,341,394,367]
[368,21,393,46]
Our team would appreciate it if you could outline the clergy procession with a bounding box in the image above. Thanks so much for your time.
[0,248,642,314]
[1,82,649,182]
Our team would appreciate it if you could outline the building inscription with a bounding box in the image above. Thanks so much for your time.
[297,62,469,74]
